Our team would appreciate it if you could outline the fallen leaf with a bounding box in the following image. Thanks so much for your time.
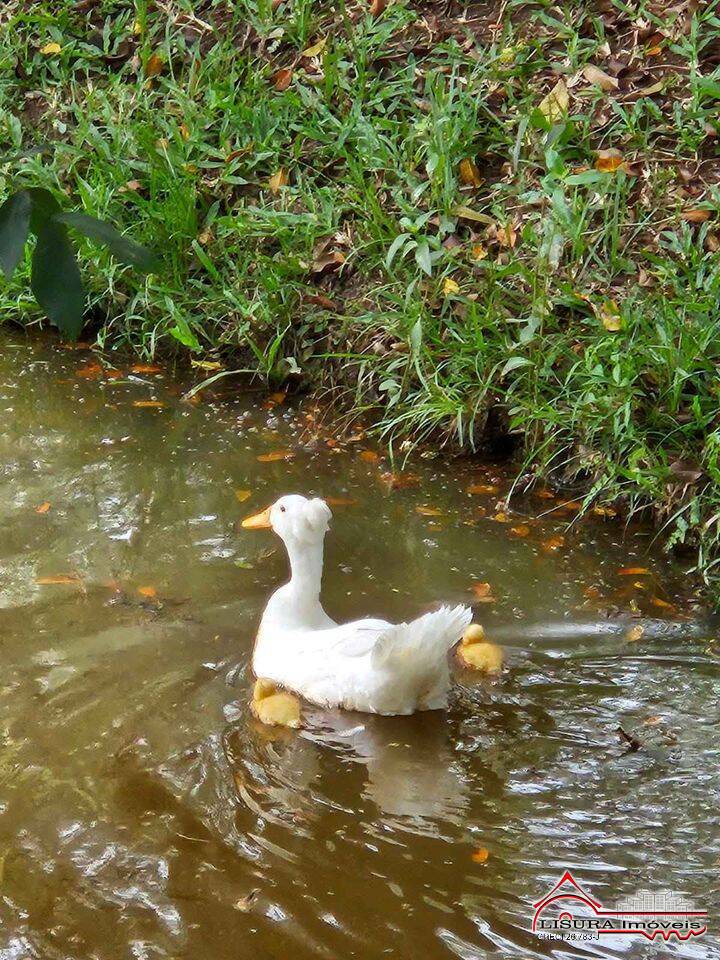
[415,505,443,517]
[452,205,494,224]
[542,535,565,551]
[668,460,703,483]
[132,400,166,408]
[471,243,488,261]
[618,567,650,576]
[235,490,252,503]
[36,574,81,585]
[598,299,622,331]
[131,363,162,374]
[681,208,710,224]
[359,450,379,462]
[471,847,490,864]
[190,359,224,371]
[76,363,103,379]
[459,158,483,187]
[595,149,624,173]
[583,64,618,91]
[325,496,358,506]
[471,582,495,602]
[625,625,644,642]
[268,168,288,194]
[496,222,517,248]
[467,483,498,495]
[443,277,460,295]
[538,78,569,123]
[369,0,386,16]
[593,504,617,517]
[145,52,164,77]
[510,524,530,537]
[650,596,675,611]
[35,502,51,514]
[380,471,420,489]
[257,450,294,462]
[301,37,327,58]
[642,715,662,726]
[40,41,62,55]
[138,585,157,598]
[493,511,509,523]
[269,391,287,404]
[273,68,293,91]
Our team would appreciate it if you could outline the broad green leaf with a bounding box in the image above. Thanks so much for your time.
[26,187,62,235]
[500,355,533,376]
[54,212,158,272]
[414,241,432,276]
[0,190,32,278]
[31,222,85,340]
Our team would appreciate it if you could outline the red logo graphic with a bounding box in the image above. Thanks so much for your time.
[532,871,708,943]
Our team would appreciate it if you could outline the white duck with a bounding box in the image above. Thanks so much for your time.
[242,494,471,715]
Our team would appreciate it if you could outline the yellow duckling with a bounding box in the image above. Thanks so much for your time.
[457,623,504,674]
[251,678,302,728]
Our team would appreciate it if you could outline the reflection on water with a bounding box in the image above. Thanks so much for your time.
[0,338,718,959]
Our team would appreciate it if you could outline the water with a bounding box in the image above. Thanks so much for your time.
[0,338,717,959]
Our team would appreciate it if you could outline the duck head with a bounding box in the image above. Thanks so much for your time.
[242,494,332,545]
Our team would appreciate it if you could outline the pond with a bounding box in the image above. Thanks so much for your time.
[0,337,717,959]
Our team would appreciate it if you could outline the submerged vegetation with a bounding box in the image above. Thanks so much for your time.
[1,0,720,595]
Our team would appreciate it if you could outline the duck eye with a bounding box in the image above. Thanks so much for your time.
[280,506,286,512]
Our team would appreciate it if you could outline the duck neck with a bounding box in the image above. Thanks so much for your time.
[285,536,324,602]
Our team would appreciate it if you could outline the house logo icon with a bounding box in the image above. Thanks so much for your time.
[532,870,708,943]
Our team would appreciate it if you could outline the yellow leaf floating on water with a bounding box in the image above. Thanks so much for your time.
[510,524,530,537]
[359,450,379,462]
[538,78,569,123]
[131,363,162,374]
[619,566,649,576]
[36,574,81,585]
[301,37,328,58]
[138,585,157,598]
[133,400,166,408]
[625,624,644,643]
[235,490,252,503]
[268,168,288,194]
[40,41,62,55]
[257,450,294,462]
[650,596,675,611]
[471,847,490,864]
[542,535,565,552]
[467,483,497,495]
[471,582,495,603]
[415,505,443,517]
[325,496,358,506]
[35,502,51,514]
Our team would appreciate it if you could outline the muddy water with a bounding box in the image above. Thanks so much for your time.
[0,338,717,960]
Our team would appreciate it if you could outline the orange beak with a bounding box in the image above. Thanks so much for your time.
[241,505,273,529]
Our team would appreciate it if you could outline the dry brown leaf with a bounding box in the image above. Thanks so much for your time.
[471,243,488,261]
[257,450,294,462]
[359,450,379,462]
[618,566,650,575]
[380,471,420,489]
[138,585,157,598]
[145,53,164,77]
[583,64,618,91]
[642,715,662,726]
[35,502,51,514]
[415,505,443,517]
[625,625,644,642]
[235,490,252,503]
[133,400,166,408]
[538,78,569,123]
[510,524,530,537]
[459,158,483,187]
[542,535,565,552]
[650,596,675,611]
[369,0,386,16]
[273,68,293,91]
[681,208,710,224]
[496,222,517,248]
[268,168,288,194]
[471,847,490,864]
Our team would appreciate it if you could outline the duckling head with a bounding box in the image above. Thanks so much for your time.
[242,494,332,545]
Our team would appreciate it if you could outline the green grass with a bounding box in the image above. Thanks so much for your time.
[2,0,720,597]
